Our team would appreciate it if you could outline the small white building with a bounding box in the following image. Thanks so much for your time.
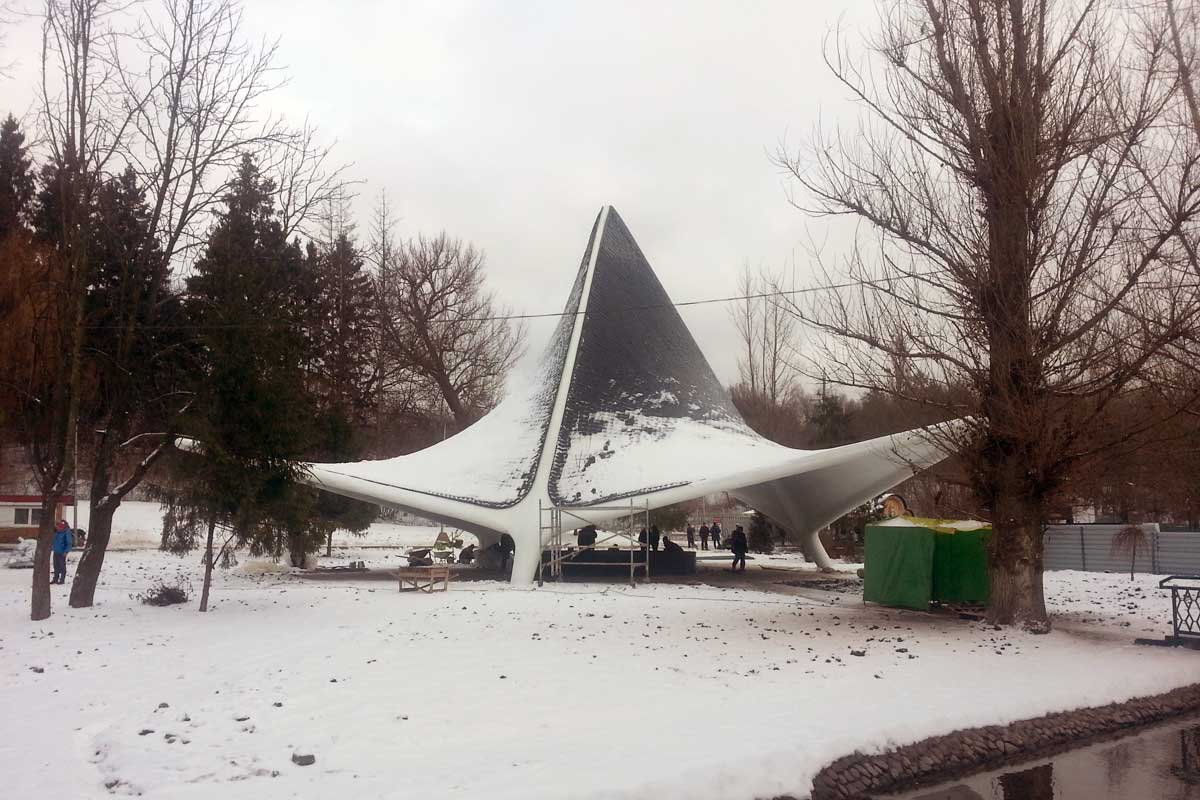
[0,495,74,543]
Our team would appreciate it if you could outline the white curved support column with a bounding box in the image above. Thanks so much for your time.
[510,527,544,584]
[799,527,835,571]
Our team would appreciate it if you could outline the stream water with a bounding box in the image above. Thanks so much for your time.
[876,715,1200,799]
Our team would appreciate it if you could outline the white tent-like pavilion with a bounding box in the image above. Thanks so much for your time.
[300,207,949,582]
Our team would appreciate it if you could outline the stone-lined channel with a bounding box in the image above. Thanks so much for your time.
[874,714,1200,799]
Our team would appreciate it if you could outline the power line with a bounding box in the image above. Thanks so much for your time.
[486,281,866,322]
[84,279,872,330]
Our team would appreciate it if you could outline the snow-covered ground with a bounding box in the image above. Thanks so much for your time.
[1,503,1196,800]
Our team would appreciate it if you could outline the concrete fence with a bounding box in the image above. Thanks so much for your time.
[1043,524,1200,574]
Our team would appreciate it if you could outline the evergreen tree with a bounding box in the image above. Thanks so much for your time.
[748,511,776,554]
[301,232,378,424]
[0,115,34,239]
[807,391,855,448]
[296,231,379,560]
[168,154,315,609]
[186,154,313,467]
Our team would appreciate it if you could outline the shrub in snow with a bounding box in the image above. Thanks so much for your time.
[134,579,191,606]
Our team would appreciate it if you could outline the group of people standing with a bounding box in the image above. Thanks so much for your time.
[591,519,753,572]
[685,522,723,550]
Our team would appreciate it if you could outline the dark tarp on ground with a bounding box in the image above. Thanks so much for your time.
[865,518,991,610]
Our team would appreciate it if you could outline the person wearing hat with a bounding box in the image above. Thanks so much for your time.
[51,519,74,584]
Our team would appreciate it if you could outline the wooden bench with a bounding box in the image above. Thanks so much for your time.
[396,564,451,593]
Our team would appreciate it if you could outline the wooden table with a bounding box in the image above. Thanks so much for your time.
[396,564,451,593]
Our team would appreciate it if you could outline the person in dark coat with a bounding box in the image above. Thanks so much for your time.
[499,533,516,576]
[710,522,722,549]
[730,525,748,572]
[51,519,73,584]
[649,525,661,552]
[579,525,598,548]
[699,524,710,550]
[638,527,648,549]
[662,535,684,556]
[686,524,696,549]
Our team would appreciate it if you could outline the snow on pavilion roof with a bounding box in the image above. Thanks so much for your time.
[303,207,948,533]
[313,218,595,508]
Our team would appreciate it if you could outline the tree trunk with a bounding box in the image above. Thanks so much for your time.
[69,495,114,608]
[325,529,332,557]
[288,532,307,568]
[199,515,216,612]
[70,437,171,609]
[70,432,117,609]
[30,495,59,621]
[432,368,469,427]
[987,496,1049,631]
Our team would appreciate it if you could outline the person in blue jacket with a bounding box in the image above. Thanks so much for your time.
[52,519,74,584]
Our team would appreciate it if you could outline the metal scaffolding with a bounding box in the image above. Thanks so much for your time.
[538,500,651,587]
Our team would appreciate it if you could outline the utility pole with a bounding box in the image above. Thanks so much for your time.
[72,424,78,530]
[439,420,447,536]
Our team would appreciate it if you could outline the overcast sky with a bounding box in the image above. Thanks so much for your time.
[2,0,876,383]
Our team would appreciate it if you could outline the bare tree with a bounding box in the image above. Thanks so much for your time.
[263,119,351,240]
[18,0,142,620]
[67,0,349,609]
[0,2,17,78]
[731,265,760,395]
[729,263,801,441]
[363,190,426,453]
[376,233,525,428]
[1110,524,1150,581]
[1164,0,1200,138]
[776,0,1200,629]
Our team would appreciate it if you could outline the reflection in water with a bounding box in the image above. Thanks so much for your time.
[1102,732,1134,788]
[998,763,1054,800]
[879,717,1200,799]
[1175,726,1200,785]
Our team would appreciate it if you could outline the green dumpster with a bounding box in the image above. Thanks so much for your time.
[864,517,991,610]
